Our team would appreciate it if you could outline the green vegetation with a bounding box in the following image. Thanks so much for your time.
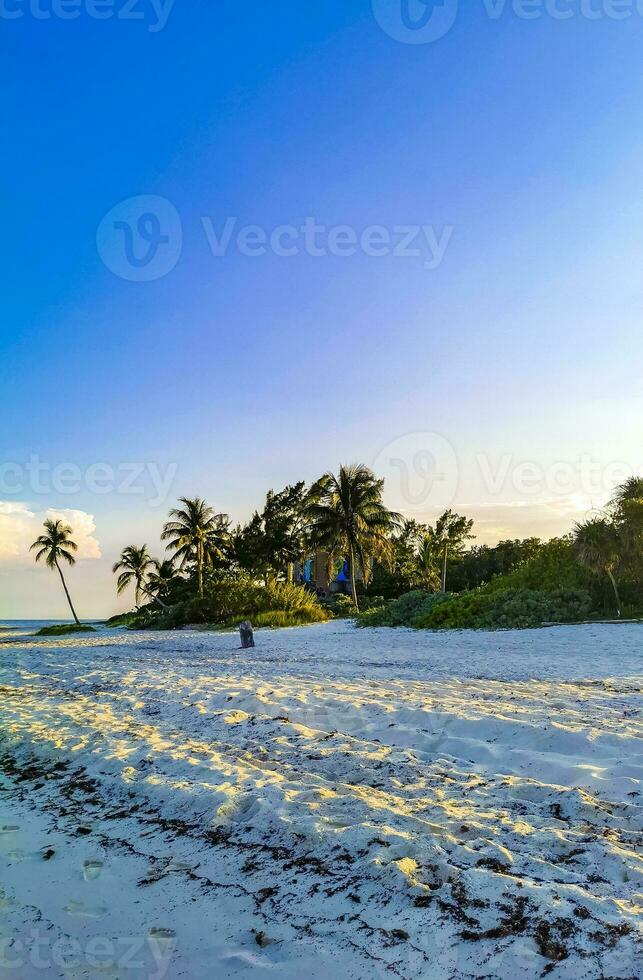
[37,466,637,635]
[414,587,592,631]
[103,612,138,628]
[357,591,452,628]
[134,575,329,630]
[162,497,229,598]
[36,624,96,637]
[306,464,402,611]
[112,544,170,611]
[30,519,82,625]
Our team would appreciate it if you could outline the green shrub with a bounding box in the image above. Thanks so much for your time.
[104,612,137,628]
[485,537,591,594]
[136,574,330,630]
[356,590,452,628]
[331,594,359,618]
[36,624,97,637]
[414,587,592,631]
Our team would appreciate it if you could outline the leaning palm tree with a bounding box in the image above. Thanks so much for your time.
[30,518,81,625]
[306,464,402,611]
[161,497,229,598]
[573,518,622,617]
[112,545,155,608]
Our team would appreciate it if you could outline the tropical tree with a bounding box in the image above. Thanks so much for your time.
[306,464,402,611]
[146,559,177,604]
[161,497,230,597]
[231,483,311,583]
[30,518,81,625]
[609,479,643,577]
[414,535,441,591]
[112,545,156,608]
[573,518,622,617]
[428,510,475,592]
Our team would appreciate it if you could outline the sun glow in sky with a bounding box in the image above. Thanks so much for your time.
[1,2,642,616]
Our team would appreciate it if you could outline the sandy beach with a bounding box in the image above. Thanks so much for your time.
[0,622,641,978]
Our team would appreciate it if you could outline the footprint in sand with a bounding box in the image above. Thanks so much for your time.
[82,859,104,881]
[149,927,176,940]
[148,926,176,953]
[0,888,15,910]
[0,825,20,834]
[63,900,108,918]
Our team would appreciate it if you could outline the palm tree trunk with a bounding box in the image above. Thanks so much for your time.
[442,543,449,592]
[606,569,621,618]
[198,541,204,598]
[349,544,359,613]
[142,587,169,611]
[55,560,80,625]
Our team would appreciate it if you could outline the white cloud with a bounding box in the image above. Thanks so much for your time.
[0,503,101,564]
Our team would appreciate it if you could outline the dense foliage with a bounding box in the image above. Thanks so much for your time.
[357,591,452,628]
[38,466,639,635]
[133,575,329,630]
[414,587,592,631]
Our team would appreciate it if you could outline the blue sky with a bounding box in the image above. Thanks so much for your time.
[1,1,642,617]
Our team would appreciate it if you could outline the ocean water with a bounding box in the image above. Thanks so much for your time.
[0,620,70,630]
[0,620,105,640]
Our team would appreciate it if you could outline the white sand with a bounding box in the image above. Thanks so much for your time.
[0,621,641,979]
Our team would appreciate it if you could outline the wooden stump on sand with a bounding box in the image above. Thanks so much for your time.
[239,621,255,648]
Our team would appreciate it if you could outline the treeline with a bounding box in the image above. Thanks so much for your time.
[32,466,642,631]
[361,479,643,629]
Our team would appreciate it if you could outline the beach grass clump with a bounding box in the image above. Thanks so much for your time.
[137,573,330,630]
[248,607,329,629]
[36,624,97,637]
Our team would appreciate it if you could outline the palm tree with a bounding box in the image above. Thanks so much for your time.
[146,559,176,605]
[609,478,643,580]
[573,518,622,617]
[30,519,81,625]
[414,536,441,591]
[161,497,229,598]
[306,464,402,611]
[611,477,643,507]
[112,545,155,608]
